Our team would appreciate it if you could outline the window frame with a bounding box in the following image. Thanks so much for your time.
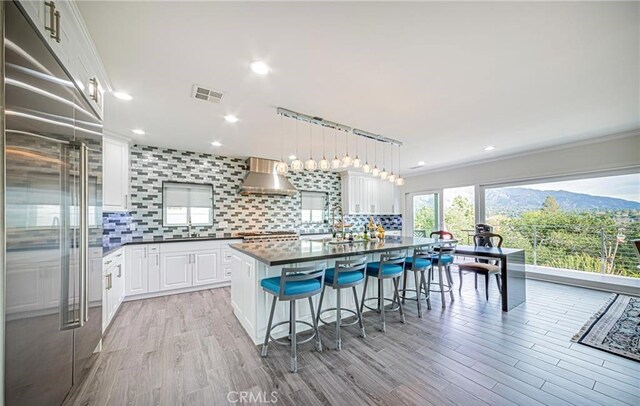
[162,181,214,227]
[300,190,329,225]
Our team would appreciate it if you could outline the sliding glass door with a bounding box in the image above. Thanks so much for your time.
[409,192,439,237]
[443,186,475,244]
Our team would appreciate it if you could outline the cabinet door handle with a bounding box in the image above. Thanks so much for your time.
[156,255,159,266]
[124,194,128,209]
[45,1,56,39]
[89,78,100,103]
[54,10,61,42]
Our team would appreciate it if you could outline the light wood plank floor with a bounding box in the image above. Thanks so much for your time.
[66,279,640,406]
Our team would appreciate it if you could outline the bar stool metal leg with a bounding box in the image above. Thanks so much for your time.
[380,279,386,332]
[335,288,342,350]
[414,270,423,317]
[262,295,277,357]
[308,297,322,352]
[352,286,366,338]
[359,275,369,316]
[445,266,455,302]
[446,265,455,301]
[401,271,408,305]
[438,264,446,308]
[290,301,297,372]
[393,277,405,323]
[420,270,431,310]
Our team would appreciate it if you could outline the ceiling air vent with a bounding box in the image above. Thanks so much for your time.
[191,84,223,103]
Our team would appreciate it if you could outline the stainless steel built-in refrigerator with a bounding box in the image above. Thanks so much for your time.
[3,2,103,404]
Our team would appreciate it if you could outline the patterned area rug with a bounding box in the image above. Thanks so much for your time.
[572,294,640,361]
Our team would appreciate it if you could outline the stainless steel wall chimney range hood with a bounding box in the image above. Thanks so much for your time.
[240,157,297,196]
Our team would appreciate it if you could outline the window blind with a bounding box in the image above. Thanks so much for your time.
[164,183,212,207]
[301,192,326,210]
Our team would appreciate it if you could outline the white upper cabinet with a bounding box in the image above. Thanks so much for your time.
[103,136,130,211]
[18,0,108,118]
[341,172,400,215]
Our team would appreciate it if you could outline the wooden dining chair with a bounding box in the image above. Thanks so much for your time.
[457,232,503,300]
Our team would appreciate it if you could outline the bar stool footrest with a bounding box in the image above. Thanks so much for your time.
[268,320,317,346]
[318,307,359,327]
[362,297,400,312]
[400,287,429,301]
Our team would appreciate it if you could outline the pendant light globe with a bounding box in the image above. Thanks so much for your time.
[362,162,371,173]
[305,158,317,171]
[342,154,352,168]
[331,156,341,169]
[318,156,330,170]
[291,159,304,172]
[275,161,289,175]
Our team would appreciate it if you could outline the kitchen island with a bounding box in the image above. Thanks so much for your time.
[229,237,526,344]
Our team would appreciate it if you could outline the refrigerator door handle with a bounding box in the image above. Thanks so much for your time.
[79,142,89,324]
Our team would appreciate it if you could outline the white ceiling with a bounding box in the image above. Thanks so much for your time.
[77,1,640,174]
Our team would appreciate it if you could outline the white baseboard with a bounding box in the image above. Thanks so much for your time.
[123,281,231,302]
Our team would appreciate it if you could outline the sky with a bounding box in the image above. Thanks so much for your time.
[525,173,640,203]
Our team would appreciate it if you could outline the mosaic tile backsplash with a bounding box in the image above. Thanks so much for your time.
[103,144,401,245]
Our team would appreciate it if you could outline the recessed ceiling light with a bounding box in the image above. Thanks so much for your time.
[289,155,297,160]
[250,61,271,75]
[211,141,222,147]
[132,129,145,135]
[113,91,132,101]
[224,114,239,123]
[417,161,425,166]
[484,145,496,151]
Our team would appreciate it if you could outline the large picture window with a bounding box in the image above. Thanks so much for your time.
[483,172,640,278]
[163,182,214,226]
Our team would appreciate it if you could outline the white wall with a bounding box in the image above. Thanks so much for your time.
[402,132,640,194]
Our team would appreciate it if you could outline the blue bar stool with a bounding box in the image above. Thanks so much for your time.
[401,246,432,317]
[260,264,325,373]
[428,242,457,308]
[360,251,407,332]
[316,256,368,351]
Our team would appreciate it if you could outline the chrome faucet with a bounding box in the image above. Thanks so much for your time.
[331,203,345,239]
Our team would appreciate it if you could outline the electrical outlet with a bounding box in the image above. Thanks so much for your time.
[130,222,136,231]
[218,221,228,229]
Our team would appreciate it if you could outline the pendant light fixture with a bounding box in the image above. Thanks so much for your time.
[379,143,388,180]
[362,137,371,173]
[395,145,405,185]
[371,141,380,177]
[342,130,352,168]
[352,132,362,168]
[304,122,318,171]
[387,144,396,183]
[318,125,330,170]
[331,126,341,169]
[275,115,289,175]
[290,120,304,172]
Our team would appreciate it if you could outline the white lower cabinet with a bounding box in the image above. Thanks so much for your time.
[103,248,125,332]
[124,239,241,299]
[125,245,150,296]
[192,250,220,286]
[160,252,192,291]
